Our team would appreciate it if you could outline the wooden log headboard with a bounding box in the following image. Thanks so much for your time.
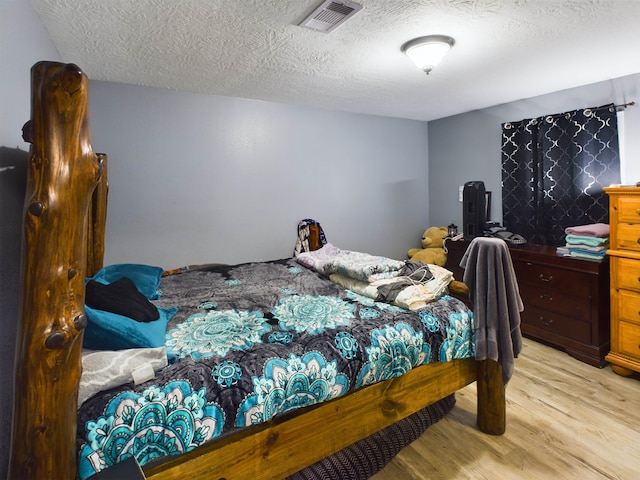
[9,61,107,479]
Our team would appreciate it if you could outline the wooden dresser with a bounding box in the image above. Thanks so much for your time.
[445,238,610,367]
[604,186,640,376]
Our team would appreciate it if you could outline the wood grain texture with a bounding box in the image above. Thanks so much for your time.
[9,61,102,480]
[371,338,640,480]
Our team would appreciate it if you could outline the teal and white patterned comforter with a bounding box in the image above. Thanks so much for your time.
[77,257,474,479]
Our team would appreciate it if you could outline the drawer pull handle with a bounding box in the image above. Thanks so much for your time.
[539,293,553,301]
[539,274,553,282]
[541,317,554,326]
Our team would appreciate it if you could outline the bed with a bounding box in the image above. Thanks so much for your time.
[9,61,513,480]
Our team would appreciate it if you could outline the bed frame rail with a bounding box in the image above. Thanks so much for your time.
[144,358,503,480]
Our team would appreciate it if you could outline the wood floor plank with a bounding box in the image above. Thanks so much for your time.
[371,338,640,480]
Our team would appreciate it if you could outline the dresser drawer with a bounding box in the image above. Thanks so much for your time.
[619,320,640,359]
[520,287,589,319]
[613,257,640,293]
[604,187,640,374]
[617,196,640,224]
[513,261,589,297]
[618,290,640,325]
[615,224,640,252]
[521,305,591,344]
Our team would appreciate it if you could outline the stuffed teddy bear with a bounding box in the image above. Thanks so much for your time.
[407,226,448,266]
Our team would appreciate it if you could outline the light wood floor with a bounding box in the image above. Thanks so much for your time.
[371,338,640,480]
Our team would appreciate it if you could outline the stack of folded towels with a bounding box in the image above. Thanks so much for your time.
[558,223,609,261]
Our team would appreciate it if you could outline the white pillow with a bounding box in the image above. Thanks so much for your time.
[79,347,168,405]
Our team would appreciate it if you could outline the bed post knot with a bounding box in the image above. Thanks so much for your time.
[28,200,44,216]
[44,331,66,350]
[97,152,105,180]
[60,62,84,95]
[21,120,33,143]
[74,313,88,330]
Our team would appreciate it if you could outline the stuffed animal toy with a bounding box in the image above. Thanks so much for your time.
[407,226,448,266]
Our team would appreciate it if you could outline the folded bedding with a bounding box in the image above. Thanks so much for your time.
[329,263,453,310]
[564,234,609,247]
[569,250,608,260]
[564,244,608,252]
[564,223,609,237]
[296,243,406,282]
[563,234,609,261]
[77,257,473,479]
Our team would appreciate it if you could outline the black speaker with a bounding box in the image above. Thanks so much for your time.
[463,181,486,241]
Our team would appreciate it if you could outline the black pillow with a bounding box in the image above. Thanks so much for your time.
[85,277,160,322]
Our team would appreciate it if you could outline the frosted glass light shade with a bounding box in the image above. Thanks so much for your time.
[401,35,455,74]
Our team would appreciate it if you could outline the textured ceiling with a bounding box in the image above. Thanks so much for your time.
[31,0,640,121]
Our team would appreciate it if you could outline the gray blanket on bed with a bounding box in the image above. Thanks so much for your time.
[460,237,523,384]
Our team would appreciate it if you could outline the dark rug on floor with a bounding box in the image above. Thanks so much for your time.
[287,394,456,480]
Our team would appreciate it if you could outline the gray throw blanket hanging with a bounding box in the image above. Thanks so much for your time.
[460,237,523,384]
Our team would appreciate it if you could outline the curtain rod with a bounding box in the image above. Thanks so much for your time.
[504,101,635,127]
[588,102,634,114]
[615,101,635,111]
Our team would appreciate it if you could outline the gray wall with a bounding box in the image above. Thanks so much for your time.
[429,73,640,228]
[0,1,61,478]
[90,81,430,267]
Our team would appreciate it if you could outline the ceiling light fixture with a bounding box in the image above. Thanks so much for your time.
[401,35,455,74]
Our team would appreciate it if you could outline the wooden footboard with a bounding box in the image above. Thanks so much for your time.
[144,358,503,480]
[9,61,505,480]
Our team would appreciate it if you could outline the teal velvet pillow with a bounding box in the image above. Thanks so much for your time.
[83,304,177,350]
[84,264,176,350]
[90,263,164,299]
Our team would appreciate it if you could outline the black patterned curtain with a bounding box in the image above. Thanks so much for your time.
[501,104,620,246]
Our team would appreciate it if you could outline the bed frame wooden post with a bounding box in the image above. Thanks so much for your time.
[9,62,104,480]
[87,152,108,276]
[476,359,506,435]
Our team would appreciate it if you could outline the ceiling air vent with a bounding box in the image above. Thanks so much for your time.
[299,1,363,33]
